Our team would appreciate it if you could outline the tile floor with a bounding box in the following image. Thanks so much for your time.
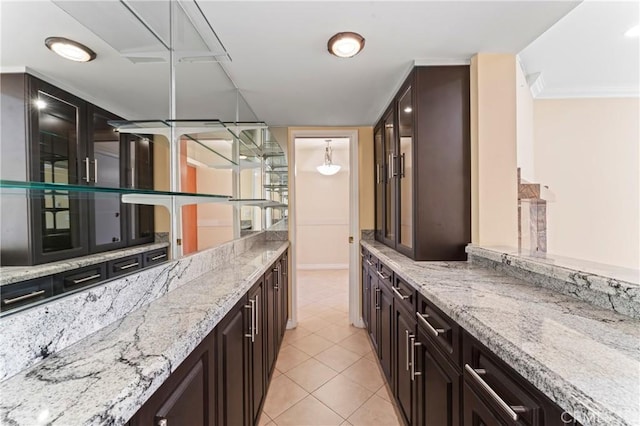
[259,269,402,426]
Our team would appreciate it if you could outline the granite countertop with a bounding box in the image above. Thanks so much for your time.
[0,240,288,425]
[0,242,170,286]
[362,240,640,426]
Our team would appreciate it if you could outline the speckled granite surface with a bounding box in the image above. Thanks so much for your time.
[0,233,265,381]
[0,242,170,286]
[363,240,640,426]
[0,239,288,426]
[467,245,640,319]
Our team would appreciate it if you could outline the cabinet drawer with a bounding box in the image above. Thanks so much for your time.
[376,260,394,288]
[1,277,53,313]
[416,293,461,367]
[56,264,106,293]
[107,255,142,278]
[361,248,377,269]
[392,275,415,313]
[143,247,168,267]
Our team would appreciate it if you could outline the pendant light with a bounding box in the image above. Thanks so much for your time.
[316,140,341,176]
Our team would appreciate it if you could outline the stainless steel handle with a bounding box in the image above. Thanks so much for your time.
[376,163,380,184]
[156,417,168,426]
[464,365,526,421]
[376,270,388,280]
[388,154,393,180]
[3,290,45,305]
[119,262,139,270]
[400,153,406,178]
[245,301,255,342]
[130,167,135,188]
[151,253,167,261]
[416,312,445,337]
[93,158,98,183]
[83,157,91,182]
[255,294,259,336]
[71,273,101,285]
[405,330,410,371]
[411,335,421,381]
[365,259,373,266]
[391,154,398,177]
[392,286,409,300]
[375,287,381,310]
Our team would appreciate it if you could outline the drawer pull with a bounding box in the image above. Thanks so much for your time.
[150,253,167,261]
[3,290,45,305]
[365,259,373,266]
[375,288,381,310]
[416,312,445,337]
[119,262,139,270]
[71,274,102,285]
[392,286,410,300]
[464,364,527,421]
[376,270,389,280]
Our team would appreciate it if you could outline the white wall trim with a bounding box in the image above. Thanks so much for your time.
[297,263,349,270]
[535,86,640,99]
[413,57,471,66]
[289,128,362,330]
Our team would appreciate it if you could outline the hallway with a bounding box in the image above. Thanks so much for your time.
[259,270,402,426]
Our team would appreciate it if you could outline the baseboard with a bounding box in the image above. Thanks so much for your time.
[297,263,349,270]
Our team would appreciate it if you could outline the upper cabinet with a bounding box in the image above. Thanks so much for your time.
[0,74,154,265]
[374,66,470,261]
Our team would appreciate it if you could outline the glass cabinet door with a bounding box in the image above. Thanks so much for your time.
[33,87,88,261]
[383,109,396,243]
[127,135,155,244]
[374,125,384,239]
[89,107,126,251]
[397,86,413,249]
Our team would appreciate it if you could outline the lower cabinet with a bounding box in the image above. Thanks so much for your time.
[361,249,578,426]
[128,250,288,426]
[128,332,215,426]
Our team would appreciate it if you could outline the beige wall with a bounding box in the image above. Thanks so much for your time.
[516,61,535,182]
[196,168,234,250]
[533,98,639,269]
[470,54,519,247]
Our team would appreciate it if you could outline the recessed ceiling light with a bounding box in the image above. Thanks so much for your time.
[625,24,640,38]
[239,155,248,160]
[327,32,365,58]
[45,37,96,62]
[35,99,47,109]
[404,106,412,113]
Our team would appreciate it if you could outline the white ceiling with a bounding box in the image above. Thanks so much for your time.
[519,0,640,98]
[3,0,618,128]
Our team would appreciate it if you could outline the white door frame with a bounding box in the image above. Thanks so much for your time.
[288,129,364,329]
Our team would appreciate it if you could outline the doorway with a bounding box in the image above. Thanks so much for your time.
[289,129,362,329]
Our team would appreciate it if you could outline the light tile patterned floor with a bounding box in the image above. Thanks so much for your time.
[260,269,402,426]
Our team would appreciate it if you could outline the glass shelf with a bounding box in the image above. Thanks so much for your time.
[0,180,231,209]
[230,199,288,208]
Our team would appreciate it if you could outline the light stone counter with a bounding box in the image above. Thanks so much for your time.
[0,239,288,425]
[362,240,640,426]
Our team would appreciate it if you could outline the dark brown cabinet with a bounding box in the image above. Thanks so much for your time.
[248,279,266,426]
[0,73,154,266]
[378,277,394,384]
[394,303,416,425]
[129,332,215,426]
[374,66,471,261]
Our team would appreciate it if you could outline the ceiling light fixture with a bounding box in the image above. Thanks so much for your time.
[45,37,96,62]
[317,140,341,176]
[327,32,365,58]
[625,24,640,38]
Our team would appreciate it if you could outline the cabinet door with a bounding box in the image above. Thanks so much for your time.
[29,78,89,263]
[374,124,385,240]
[397,84,414,252]
[415,327,461,426]
[394,305,416,425]
[361,258,370,329]
[248,280,266,425]
[279,253,289,335]
[382,107,397,246]
[216,299,249,426]
[265,268,277,374]
[368,276,379,352]
[463,380,506,426]
[127,134,155,245]
[153,359,207,426]
[378,280,394,383]
[87,105,126,253]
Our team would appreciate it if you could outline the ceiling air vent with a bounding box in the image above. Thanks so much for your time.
[53,0,231,64]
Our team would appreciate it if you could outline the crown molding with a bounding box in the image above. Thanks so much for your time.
[413,57,471,66]
[536,86,640,99]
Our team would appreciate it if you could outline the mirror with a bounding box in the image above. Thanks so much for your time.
[0,1,287,272]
